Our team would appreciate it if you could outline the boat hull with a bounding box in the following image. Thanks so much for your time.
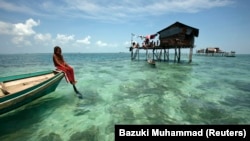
[0,70,64,115]
[147,59,156,65]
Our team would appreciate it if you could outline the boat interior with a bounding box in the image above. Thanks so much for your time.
[0,73,55,97]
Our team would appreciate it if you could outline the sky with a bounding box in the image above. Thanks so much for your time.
[0,0,249,54]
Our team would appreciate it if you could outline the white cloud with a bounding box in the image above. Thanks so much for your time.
[63,0,234,21]
[34,33,52,41]
[55,34,75,44]
[0,0,35,14]
[13,19,40,36]
[12,36,32,46]
[0,18,122,52]
[0,18,39,36]
[0,0,234,22]
[76,35,91,44]
[0,18,40,45]
[11,36,24,44]
[96,40,107,47]
[0,21,14,35]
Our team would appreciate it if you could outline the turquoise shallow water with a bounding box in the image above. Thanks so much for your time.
[0,53,250,141]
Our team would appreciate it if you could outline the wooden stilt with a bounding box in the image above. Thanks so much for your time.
[167,49,169,61]
[178,47,181,63]
[163,48,166,61]
[164,49,169,62]
[138,48,139,61]
[174,47,177,62]
[131,48,133,60]
[189,47,193,63]
[159,49,162,61]
[153,49,155,60]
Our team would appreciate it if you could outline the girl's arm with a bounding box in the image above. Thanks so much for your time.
[53,54,66,67]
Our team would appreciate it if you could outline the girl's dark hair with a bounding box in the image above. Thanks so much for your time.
[53,46,63,66]
[54,46,61,54]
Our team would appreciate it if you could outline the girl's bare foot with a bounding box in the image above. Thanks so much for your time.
[71,81,77,85]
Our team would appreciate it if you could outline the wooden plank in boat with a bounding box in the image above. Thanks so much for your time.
[3,73,55,94]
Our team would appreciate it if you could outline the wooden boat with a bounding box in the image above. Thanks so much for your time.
[224,51,236,57]
[0,70,64,115]
[147,58,156,65]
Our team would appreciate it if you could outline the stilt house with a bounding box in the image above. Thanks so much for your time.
[130,21,199,63]
[157,22,199,62]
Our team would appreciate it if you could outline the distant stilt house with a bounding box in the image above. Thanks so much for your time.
[196,47,236,57]
[130,21,199,63]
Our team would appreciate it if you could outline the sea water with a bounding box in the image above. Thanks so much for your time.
[0,53,249,141]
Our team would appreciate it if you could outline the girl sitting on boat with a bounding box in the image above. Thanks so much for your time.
[53,46,77,85]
